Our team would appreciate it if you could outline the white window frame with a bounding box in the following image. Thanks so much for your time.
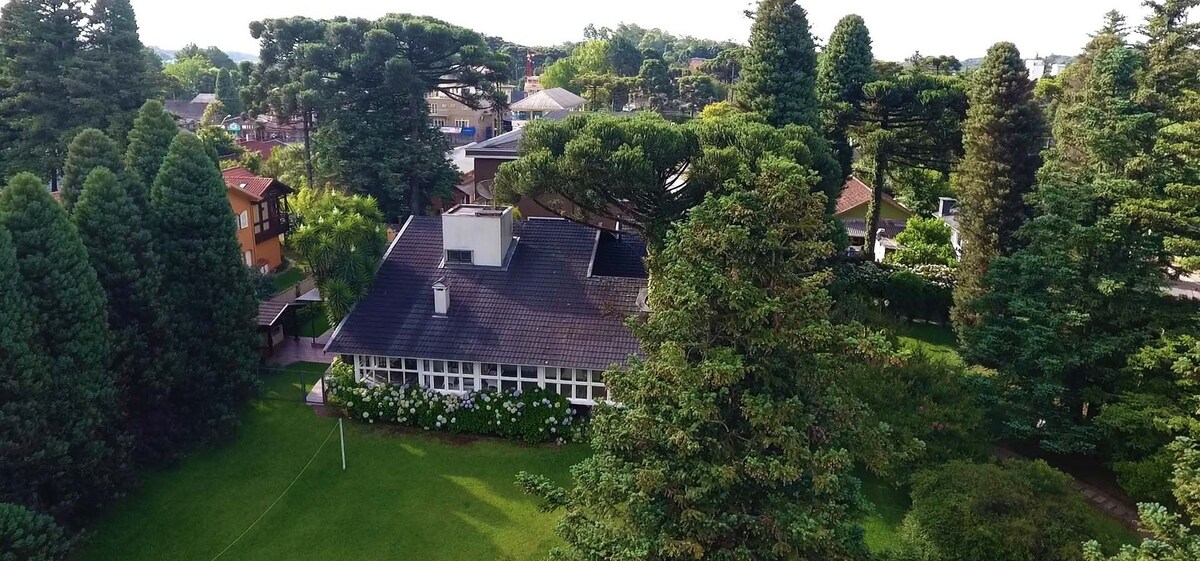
[238,210,249,229]
[446,249,472,265]
[432,116,447,128]
[453,119,470,129]
[352,355,610,405]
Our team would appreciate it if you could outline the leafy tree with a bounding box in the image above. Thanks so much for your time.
[162,55,216,99]
[250,14,510,217]
[59,128,124,212]
[853,73,967,250]
[151,133,259,444]
[80,0,153,139]
[540,56,582,91]
[73,167,172,464]
[951,42,1045,332]
[817,14,876,179]
[736,0,821,129]
[0,0,87,186]
[288,187,388,324]
[519,156,873,561]
[607,35,643,77]
[124,100,181,205]
[676,74,721,115]
[0,173,125,522]
[215,67,243,116]
[901,460,1098,561]
[699,47,743,85]
[637,57,673,110]
[889,216,957,267]
[0,503,73,561]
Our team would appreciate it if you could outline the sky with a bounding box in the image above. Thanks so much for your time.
[16,0,1160,61]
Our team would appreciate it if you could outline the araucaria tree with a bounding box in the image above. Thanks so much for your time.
[817,14,876,179]
[124,100,181,205]
[59,128,124,212]
[151,133,259,443]
[736,0,821,129]
[951,42,1045,332]
[79,0,154,139]
[520,156,871,560]
[73,167,172,463]
[0,173,125,522]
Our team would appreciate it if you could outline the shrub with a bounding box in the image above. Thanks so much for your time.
[900,459,1094,561]
[0,503,74,561]
[326,359,577,444]
[830,260,955,323]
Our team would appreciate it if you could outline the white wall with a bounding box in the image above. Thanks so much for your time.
[441,207,513,266]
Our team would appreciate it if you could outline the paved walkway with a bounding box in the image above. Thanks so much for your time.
[1170,273,1199,300]
[995,447,1141,532]
[267,329,334,366]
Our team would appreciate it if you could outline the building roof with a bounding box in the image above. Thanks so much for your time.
[258,300,290,327]
[843,219,909,248]
[191,93,218,104]
[238,139,288,161]
[510,88,586,112]
[326,217,647,370]
[164,100,212,124]
[222,167,291,201]
[835,176,912,217]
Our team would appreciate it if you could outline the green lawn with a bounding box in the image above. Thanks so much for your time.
[296,303,332,338]
[75,364,587,561]
[892,322,963,366]
[271,266,306,295]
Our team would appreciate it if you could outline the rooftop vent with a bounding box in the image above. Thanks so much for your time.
[433,280,449,316]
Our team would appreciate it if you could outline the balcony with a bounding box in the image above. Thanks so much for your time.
[253,195,292,244]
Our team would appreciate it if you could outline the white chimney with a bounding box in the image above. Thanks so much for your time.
[441,205,515,267]
[432,280,449,316]
[936,197,958,218]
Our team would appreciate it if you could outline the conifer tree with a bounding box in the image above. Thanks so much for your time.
[215,68,243,117]
[151,133,259,442]
[736,0,821,129]
[0,173,125,521]
[0,0,87,185]
[124,100,179,207]
[951,42,1044,332]
[81,0,153,139]
[74,167,173,463]
[520,157,872,560]
[59,128,123,212]
[817,14,876,179]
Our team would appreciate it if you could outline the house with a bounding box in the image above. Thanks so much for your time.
[164,93,216,131]
[222,167,293,273]
[935,197,962,255]
[237,139,289,162]
[510,88,586,127]
[835,176,915,260]
[427,86,513,146]
[324,205,647,405]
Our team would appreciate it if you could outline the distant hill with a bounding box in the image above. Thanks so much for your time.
[152,46,257,64]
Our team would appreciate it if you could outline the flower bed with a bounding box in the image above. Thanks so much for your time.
[326,360,577,444]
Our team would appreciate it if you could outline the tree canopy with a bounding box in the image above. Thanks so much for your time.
[736,0,821,129]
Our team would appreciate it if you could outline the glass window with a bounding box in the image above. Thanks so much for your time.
[521,366,538,379]
[423,360,431,371]
[544,367,558,380]
[446,250,473,264]
[594,385,608,400]
[433,361,445,373]
[463,378,476,392]
[433,376,446,390]
[501,365,518,378]
[462,362,474,375]
[575,369,589,382]
[521,381,538,391]
[592,370,604,383]
[502,380,518,392]
[405,358,418,370]
[447,361,459,374]
[574,385,588,399]
[454,119,470,129]
[432,116,447,127]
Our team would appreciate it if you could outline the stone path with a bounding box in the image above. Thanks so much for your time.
[995,447,1141,532]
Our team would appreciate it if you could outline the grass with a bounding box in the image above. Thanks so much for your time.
[271,266,306,295]
[892,322,962,366]
[75,363,588,561]
[296,304,332,338]
[861,475,911,553]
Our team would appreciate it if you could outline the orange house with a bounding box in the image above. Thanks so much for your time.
[222,167,293,273]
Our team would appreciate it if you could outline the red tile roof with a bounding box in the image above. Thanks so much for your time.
[835,176,909,216]
[237,139,288,161]
[222,167,285,201]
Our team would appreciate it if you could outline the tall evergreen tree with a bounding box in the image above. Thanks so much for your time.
[74,167,173,463]
[0,173,125,521]
[0,0,87,185]
[81,0,152,140]
[124,100,179,207]
[59,128,123,212]
[519,157,872,560]
[214,68,243,117]
[951,42,1045,333]
[735,0,821,129]
[817,14,876,179]
[151,133,259,443]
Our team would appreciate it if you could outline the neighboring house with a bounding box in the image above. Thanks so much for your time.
[164,93,216,131]
[325,205,648,405]
[237,139,289,162]
[510,88,586,127]
[688,57,709,72]
[835,175,915,261]
[523,75,544,95]
[427,87,510,146]
[223,167,293,273]
[935,197,962,255]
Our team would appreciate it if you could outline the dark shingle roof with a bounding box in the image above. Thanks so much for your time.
[326,217,647,370]
[258,300,289,327]
[591,231,647,278]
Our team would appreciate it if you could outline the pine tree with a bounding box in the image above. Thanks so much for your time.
[151,133,259,443]
[74,167,174,463]
[0,0,88,185]
[81,0,152,140]
[951,42,1045,333]
[215,68,242,116]
[519,157,872,560]
[0,173,125,521]
[59,128,123,212]
[0,221,49,515]
[735,0,821,129]
[124,100,179,207]
[817,14,876,179]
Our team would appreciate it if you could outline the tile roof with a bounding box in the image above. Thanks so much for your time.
[590,231,647,278]
[258,300,289,327]
[843,219,909,248]
[222,167,290,201]
[510,88,586,112]
[835,176,910,217]
[163,100,212,124]
[326,217,647,370]
[238,139,288,161]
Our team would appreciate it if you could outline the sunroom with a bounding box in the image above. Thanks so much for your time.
[351,355,609,406]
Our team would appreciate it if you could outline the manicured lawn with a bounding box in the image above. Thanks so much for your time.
[271,265,306,295]
[892,322,962,365]
[296,303,332,338]
[75,364,587,561]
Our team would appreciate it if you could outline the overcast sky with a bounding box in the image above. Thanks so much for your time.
[15,0,1160,60]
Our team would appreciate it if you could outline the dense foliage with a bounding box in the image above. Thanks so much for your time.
[0,503,73,561]
[736,0,821,129]
[889,216,958,267]
[817,14,876,178]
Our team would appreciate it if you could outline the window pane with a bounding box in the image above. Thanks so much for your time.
[447,377,460,391]
[521,366,538,379]
[405,359,418,370]
[482,363,497,377]
[433,361,445,373]
[554,384,570,397]
[483,378,498,389]
[423,360,431,371]
[592,370,604,383]
[501,380,518,392]
[448,361,459,374]
[389,358,403,369]
[521,381,538,391]
[501,365,518,378]
[404,373,418,385]
[434,376,446,390]
[574,385,588,399]
[575,369,589,381]
[594,385,608,400]
[463,378,475,392]
[462,362,474,375]
[544,367,558,380]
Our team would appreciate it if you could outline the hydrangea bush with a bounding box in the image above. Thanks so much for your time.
[326,359,577,444]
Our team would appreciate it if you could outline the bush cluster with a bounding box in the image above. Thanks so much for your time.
[326,360,577,444]
[831,260,956,323]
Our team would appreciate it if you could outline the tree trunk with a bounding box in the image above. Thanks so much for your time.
[302,109,314,188]
[409,95,423,218]
[866,155,887,257]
